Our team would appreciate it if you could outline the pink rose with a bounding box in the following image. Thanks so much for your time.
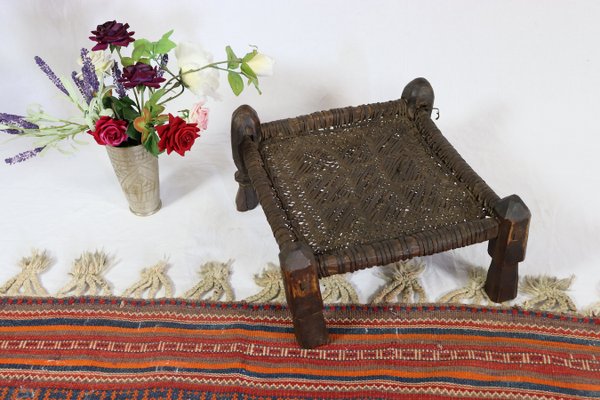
[188,101,209,131]
[87,116,129,146]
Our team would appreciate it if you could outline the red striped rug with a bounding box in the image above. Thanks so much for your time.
[0,298,598,399]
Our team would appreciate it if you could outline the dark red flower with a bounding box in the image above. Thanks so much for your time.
[87,116,129,146]
[157,114,200,156]
[119,62,166,89]
[89,21,135,51]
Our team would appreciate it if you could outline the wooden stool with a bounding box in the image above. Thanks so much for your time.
[231,78,531,348]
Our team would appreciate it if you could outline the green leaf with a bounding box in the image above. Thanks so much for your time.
[242,50,258,63]
[155,30,176,54]
[152,105,166,118]
[132,39,152,61]
[102,95,115,109]
[147,88,166,108]
[228,72,244,96]
[134,38,151,49]
[103,96,140,120]
[119,96,137,107]
[241,62,261,94]
[241,62,260,89]
[241,62,257,80]
[126,122,141,141]
[121,105,139,121]
[226,46,239,69]
[121,56,134,67]
[132,46,147,61]
[249,79,262,95]
[143,130,161,156]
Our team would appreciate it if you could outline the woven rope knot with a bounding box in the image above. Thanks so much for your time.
[321,274,359,303]
[372,260,427,304]
[245,263,286,303]
[521,275,576,312]
[438,266,491,305]
[123,260,173,298]
[184,261,234,301]
[57,251,112,297]
[0,249,51,296]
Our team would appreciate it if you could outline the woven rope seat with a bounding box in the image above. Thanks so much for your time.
[231,78,531,348]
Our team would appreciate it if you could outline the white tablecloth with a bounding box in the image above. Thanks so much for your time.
[1,1,599,310]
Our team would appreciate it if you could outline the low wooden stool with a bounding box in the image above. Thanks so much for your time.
[231,78,531,348]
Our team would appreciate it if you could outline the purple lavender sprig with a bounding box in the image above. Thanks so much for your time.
[157,54,169,78]
[4,147,45,165]
[0,112,39,134]
[80,48,100,97]
[71,71,92,104]
[112,64,126,98]
[34,56,68,96]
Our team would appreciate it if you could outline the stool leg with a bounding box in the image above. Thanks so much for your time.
[231,105,261,211]
[279,242,329,349]
[485,195,531,303]
[401,77,435,120]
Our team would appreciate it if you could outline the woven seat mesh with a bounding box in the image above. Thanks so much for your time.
[259,113,489,255]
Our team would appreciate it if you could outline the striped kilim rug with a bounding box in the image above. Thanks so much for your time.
[0,298,599,399]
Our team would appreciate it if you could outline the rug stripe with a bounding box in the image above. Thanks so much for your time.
[0,298,598,399]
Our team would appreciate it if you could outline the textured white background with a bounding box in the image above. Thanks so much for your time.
[0,1,599,308]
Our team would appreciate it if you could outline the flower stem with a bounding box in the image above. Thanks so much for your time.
[139,87,145,109]
[115,47,124,64]
[178,60,234,78]
[157,85,185,106]
[132,88,142,111]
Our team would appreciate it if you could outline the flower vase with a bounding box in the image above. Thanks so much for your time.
[105,145,161,216]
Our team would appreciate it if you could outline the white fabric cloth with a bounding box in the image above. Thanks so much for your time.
[1,1,599,309]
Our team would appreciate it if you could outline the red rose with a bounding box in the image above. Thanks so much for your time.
[89,20,135,51]
[157,114,200,156]
[87,116,129,146]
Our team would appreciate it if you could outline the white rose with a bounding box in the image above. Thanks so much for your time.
[175,42,220,99]
[246,53,274,76]
[77,50,114,79]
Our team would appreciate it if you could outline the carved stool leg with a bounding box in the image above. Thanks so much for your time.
[279,242,329,348]
[231,105,261,211]
[485,195,531,303]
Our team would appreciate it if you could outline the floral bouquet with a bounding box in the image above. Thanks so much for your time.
[0,20,273,164]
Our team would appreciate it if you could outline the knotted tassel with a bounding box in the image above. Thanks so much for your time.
[57,251,112,296]
[372,260,427,304]
[584,300,600,317]
[184,261,234,301]
[245,263,286,303]
[122,260,173,298]
[0,250,51,296]
[438,266,491,305]
[321,274,359,304]
[520,275,577,313]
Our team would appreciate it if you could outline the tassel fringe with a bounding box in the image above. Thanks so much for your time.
[245,263,286,303]
[438,266,492,305]
[57,251,112,297]
[520,275,577,313]
[0,249,51,296]
[122,260,173,298]
[1,251,599,316]
[371,260,427,304]
[584,301,600,317]
[184,261,234,301]
[321,274,359,303]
